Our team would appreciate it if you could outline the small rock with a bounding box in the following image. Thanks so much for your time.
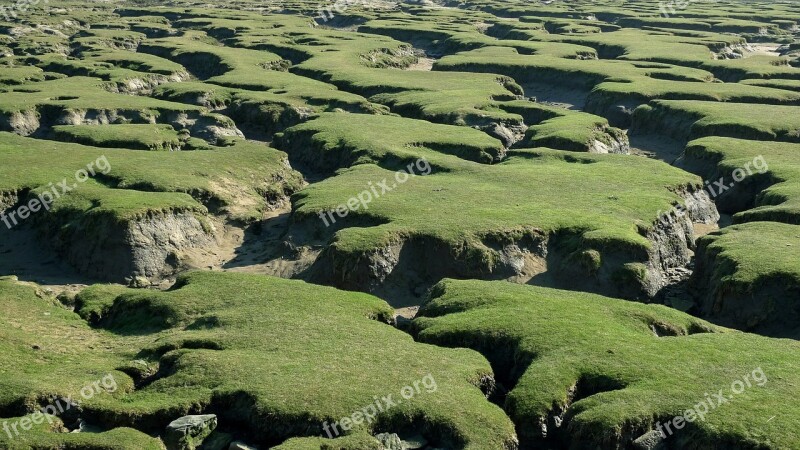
[164,414,218,450]
[632,429,666,450]
[129,276,151,288]
[376,433,404,450]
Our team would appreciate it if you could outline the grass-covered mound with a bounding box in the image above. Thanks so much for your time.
[52,124,190,151]
[547,28,742,65]
[0,420,164,450]
[0,65,50,87]
[632,100,800,144]
[700,55,800,83]
[0,133,301,222]
[74,271,517,449]
[131,27,384,117]
[741,78,800,91]
[692,222,800,336]
[435,46,714,90]
[28,50,190,93]
[136,31,286,81]
[357,13,598,59]
[588,77,800,126]
[681,137,800,224]
[125,9,627,151]
[152,81,385,137]
[497,101,629,153]
[0,76,228,138]
[275,112,506,170]
[0,133,301,281]
[412,279,800,449]
[0,278,163,449]
[666,137,800,336]
[280,113,711,301]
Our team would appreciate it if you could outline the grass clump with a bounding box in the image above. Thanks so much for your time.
[632,100,800,144]
[283,113,703,299]
[0,133,302,222]
[52,124,187,151]
[275,111,506,170]
[413,279,800,448]
[0,279,161,449]
[692,222,800,335]
[75,271,517,449]
[682,137,800,224]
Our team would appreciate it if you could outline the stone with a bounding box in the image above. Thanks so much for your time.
[376,433,404,450]
[129,276,151,288]
[632,429,667,450]
[164,414,218,450]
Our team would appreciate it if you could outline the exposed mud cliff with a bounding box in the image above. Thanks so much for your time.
[41,209,218,283]
[298,188,718,304]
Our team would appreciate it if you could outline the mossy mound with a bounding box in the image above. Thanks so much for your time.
[681,137,800,223]
[692,222,800,336]
[76,271,517,449]
[632,100,800,144]
[413,279,800,449]
[52,124,188,151]
[280,113,710,302]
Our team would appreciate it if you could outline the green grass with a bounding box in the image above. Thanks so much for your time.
[500,100,627,152]
[52,124,187,151]
[683,137,800,224]
[590,76,800,111]
[0,65,49,86]
[551,28,734,65]
[3,2,800,448]
[281,113,703,297]
[0,133,302,222]
[632,100,800,144]
[0,272,516,448]
[700,55,800,82]
[137,31,285,81]
[276,112,506,168]
[692,222,800,334]
[0,418,165,450]
[435,46,714,90]
[72,271,517,449]
[413,278,800,448]
[0,279,161,449]
[741,78,800,91]
[0,76,204,130]
[696,222,800,292]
